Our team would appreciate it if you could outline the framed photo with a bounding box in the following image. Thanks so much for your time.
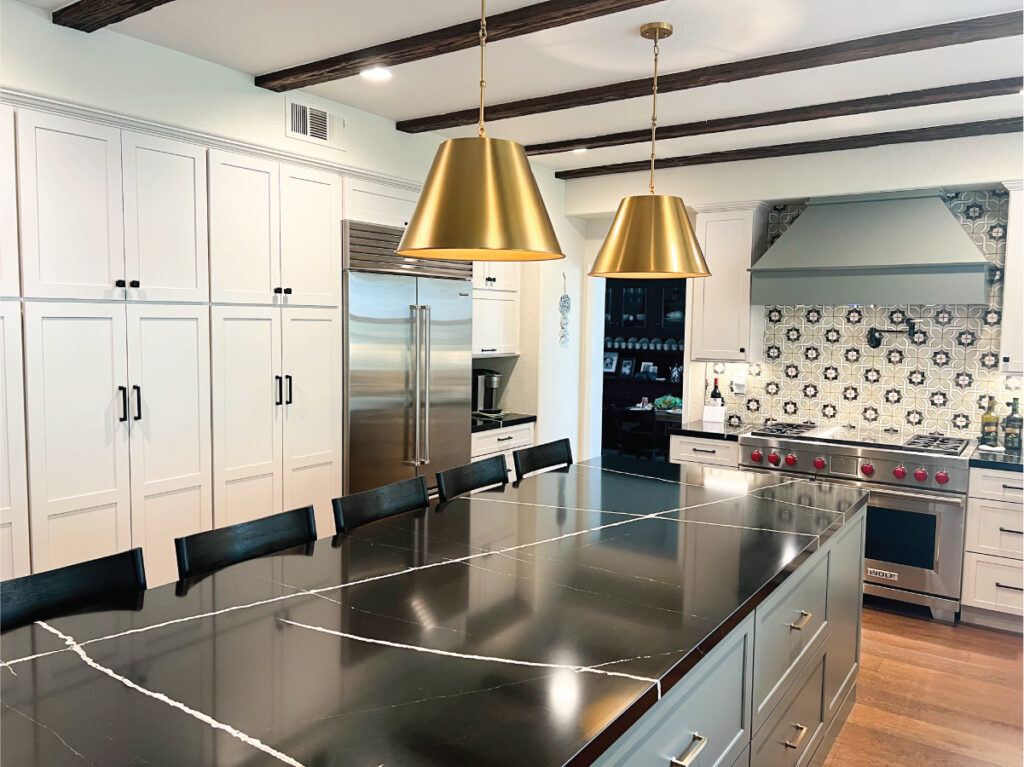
[603,351,619,373]
[639,361,656,374]
[620,358,635,377]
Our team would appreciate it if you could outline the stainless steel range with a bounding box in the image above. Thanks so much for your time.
[739,423,972,621]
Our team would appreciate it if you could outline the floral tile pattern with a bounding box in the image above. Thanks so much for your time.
[705,189,1019,438]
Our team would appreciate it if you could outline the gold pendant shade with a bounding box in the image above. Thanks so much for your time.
[589,195,708,278]
[397,136,564,261]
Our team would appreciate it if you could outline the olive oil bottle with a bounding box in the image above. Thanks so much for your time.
[1004,397,1022,453]
[980,396,1000,448]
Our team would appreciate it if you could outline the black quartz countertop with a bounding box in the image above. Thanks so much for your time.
[1,457,866,767]
[667,419,752,441]
[969,445,1024,472]
[471,411,537,432]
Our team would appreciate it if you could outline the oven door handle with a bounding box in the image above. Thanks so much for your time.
[867,487,965,508]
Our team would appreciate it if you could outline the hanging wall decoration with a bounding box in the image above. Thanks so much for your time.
[559,273,570,346]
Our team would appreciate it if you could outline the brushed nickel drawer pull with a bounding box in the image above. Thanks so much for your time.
[995,582,1024,592]
[789,610,812,630]
[998,527,1024,535]
[670,733,707,766]
[784,723,808,749]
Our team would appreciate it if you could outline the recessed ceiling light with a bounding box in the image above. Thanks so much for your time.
[572,147,588,154]
[360,67,392,81]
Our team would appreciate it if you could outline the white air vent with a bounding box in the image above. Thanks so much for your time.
[287,101,330,143]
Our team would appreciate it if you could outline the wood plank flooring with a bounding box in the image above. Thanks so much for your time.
[824,606,1023,767]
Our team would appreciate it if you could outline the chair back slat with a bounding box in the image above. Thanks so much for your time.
[436,455,508,502]
[333,476,429,534]
[1,548,147,633]
[175,506,317,580]
[513,438,573,480]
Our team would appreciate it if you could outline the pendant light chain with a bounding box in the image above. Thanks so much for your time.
[478,0,487,138]
[649,32,660,195]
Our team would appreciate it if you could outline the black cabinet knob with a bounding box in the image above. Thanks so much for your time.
[115,279,127,288]
[273,287,283,294]
[283,287,292,294]
[129,280,140,288]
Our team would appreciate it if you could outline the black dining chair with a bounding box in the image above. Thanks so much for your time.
[612,406,665,460]
[436,455,509,502]
[333,476,430,534]
[513,438,573,480]
[174,506,317,581]
[1,548,147,633]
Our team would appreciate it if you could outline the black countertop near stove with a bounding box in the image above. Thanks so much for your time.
[471,411,537,432]
[667,419,752,441]
[969,446,1024,472]
[0,457,866,767]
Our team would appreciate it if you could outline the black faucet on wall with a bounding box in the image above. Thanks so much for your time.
[866,318,917,349]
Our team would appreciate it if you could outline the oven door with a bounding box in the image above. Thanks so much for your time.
[862,486,965,600]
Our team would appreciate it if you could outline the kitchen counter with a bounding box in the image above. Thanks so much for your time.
[667,418,752,441]
[969,445,1023,472]
[1,457,866,767]
[471,411,537,432]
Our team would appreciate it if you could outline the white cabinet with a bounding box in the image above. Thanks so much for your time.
[1000,181,1022,374]
[122,132,209,302]
[126,304,212,586]
[471,422,535,482]
[473,261,520,292]
[281,308,342,535]
[0,302,30,579]
[280,164,341,306]
[23,302,132,572]
[690,204,767,362]
[342,176,417,228]
[473,293,519,356]
[669,434,740,468]
[0,106,18,297]
[17,110,124,300]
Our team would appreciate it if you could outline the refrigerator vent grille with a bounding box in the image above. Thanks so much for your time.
[344,221,473,280]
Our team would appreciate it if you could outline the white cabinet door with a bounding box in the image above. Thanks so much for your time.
[18,111,124,300]
[282,308,341,536]
[342,176,417,228]
[23,302,131,572]
[280,164,341,307]
[212,306,283,527]
[472,294,519,355]
[473,261,521,292]
[127,304,212,586]
[209,150,280,304]
[122,132,209,303]
[1000,182,1022,374]
[0,302,30,579]
[0,106,18,297]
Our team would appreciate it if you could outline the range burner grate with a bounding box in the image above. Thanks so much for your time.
[902,434,969,456]
[751,422,816,437]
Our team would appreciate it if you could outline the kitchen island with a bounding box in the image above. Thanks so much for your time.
[1,457,866,766]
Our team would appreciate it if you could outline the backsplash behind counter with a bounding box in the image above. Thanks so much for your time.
[705,189,1021,438]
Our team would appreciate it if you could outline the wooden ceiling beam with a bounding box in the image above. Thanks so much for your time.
[526,78,1023,155]
[255,0,662,93]
[52,0,176,33]
[398,12,1024,133]
[554,118,1024,179]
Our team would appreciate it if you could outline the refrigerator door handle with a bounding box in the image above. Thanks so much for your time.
[421,305,431,465]
[406,304,422,466]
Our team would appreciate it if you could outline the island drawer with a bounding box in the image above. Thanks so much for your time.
[969,468,1024,503]
[752,551,828,733]
[962,552,1024,616]
[591,615,752,767]
[471,423,534,457]
[966,498,1024,560]
[751,642,826,767]
[670,435,739,468]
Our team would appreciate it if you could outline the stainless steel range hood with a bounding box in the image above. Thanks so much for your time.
[750,195,990,305]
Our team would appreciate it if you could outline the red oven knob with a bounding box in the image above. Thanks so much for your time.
[861,463,875,476]
[893,466,907,479]
[914,469,928,482]
[785,454,797,467]
[750,450,763,462]
[813,457,826,470]
[768,452,781,466]
[935,471,950,485]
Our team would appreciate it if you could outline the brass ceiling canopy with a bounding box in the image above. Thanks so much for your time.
[589,22,710,279]
[397,0,563,262]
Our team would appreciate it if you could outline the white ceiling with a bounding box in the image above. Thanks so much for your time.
[33,0,1024,171]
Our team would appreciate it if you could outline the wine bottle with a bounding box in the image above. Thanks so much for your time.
[980,396,1000,448]
[710,377,723,406]
[1004,397,1022,453]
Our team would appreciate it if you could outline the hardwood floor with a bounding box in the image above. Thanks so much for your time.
[824,605,1023,767]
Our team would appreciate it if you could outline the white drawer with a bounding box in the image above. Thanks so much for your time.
[471,423,534,458]
[670,435,739,467]
[966,498,1024,560]
[962,552,1024,615]
[472,448,518,483]
[969,468,1024,503]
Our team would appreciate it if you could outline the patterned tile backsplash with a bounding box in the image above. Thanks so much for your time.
[706,189,1021,438]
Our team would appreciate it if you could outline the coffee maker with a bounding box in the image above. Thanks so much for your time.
[472,369,503,413]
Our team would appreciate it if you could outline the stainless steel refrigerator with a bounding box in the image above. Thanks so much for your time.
[343,221,472,494]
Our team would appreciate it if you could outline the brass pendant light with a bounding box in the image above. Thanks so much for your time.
[397,0,564,262]
[588,22,710,279]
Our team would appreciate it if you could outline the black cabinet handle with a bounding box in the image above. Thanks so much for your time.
[497,435,514,442]
[275,375,283,406]
[692,448,717,454]
[1002,484,1023,491]
[115,279,126,288]
[118,386,128,422]
[132,385,142,421]
[285,375,293,404]
[481,347,497,353]
[129,279,140,288]
[739,347,746,353]
[995,582,1023,592]
[283,287,292,295]
[274,287,283,294]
